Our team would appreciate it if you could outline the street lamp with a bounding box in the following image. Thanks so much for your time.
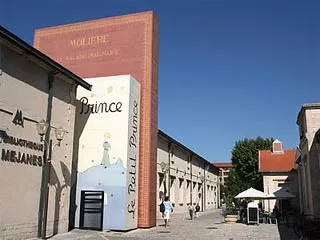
[55,127,65,146]
[160,161,169,198]
[38,121,65,147]
[200,176,204,183]
[36,120,65,239]
[200,176,205,212]
[160,161,169,173]
[37,119,48,141]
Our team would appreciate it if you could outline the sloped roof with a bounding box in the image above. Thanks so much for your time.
[213,162,233,168]
[158,130,219,174]
[259,149,296,172]
[0,25,91,90]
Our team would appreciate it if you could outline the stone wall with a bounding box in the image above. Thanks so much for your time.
[0,41,78,239]
[156,132,219,218]
[263,172,298,212]
[297,105,320,216]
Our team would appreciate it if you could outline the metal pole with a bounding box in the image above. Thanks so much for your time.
[37,144,47,238]
[201,182,204,212]
[163,170,167,198]
[190,154,193,204]
[42,140,52,239]
[168,143,171,199]
[267,185,270,212]
[37,73,54,239]
[204,165,206,211]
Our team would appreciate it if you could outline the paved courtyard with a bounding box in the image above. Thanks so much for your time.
[45,209,299,240]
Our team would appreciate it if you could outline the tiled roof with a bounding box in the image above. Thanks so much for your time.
[213,162,233,168]
[259,150,296,172]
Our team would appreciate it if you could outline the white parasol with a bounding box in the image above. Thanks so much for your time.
[235,187,267,199]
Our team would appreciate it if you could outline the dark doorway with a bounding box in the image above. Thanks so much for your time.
[79,191,104,231]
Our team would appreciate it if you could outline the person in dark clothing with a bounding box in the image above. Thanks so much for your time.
[188,203,194,220]
[195,204,201,218]
[258,201,263,212]
[240,200,247,223]
[273,205,281,223]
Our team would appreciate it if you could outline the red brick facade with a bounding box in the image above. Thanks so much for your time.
[34,11,159,228]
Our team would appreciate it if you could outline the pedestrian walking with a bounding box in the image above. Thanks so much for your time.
[195,203,200,218]
[162,196,173,227]
[221,203,227,216]
[188,203,194,220]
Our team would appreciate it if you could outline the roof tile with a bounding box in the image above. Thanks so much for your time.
[259,150,296,172]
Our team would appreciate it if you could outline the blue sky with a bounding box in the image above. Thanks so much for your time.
[1,0,319,162]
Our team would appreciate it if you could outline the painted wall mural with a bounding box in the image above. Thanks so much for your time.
[74,75,140,231]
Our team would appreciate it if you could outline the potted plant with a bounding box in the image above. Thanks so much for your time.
[224,207,238,224]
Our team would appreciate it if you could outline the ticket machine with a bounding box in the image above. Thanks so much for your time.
[247,202,259,225]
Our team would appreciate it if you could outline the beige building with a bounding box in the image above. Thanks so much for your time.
[157,130,220,216]
[0,26,91,239]
[0,25,219,239]
[259,140,297,212]
[296,103,320,217]
[213,162,233,186]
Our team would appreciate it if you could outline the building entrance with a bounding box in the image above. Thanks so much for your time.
[79,191,104,231]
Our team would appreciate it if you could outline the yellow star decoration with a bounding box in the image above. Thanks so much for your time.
[107,86,113,93]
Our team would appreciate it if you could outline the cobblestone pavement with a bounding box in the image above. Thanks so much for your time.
[46,209,299,240]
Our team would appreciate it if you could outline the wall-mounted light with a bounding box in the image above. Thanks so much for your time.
[200,176,205,183]
[37,119,65,146]
[160,161,169,173]
[36,119,66,240]
[55,127,65,146]
[37,119,49,141]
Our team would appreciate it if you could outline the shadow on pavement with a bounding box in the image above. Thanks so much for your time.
[157,230,171,233]
[277,223,299,240]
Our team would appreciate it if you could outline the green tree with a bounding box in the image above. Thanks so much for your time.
[225,137,274,203]
[224,168,244,206]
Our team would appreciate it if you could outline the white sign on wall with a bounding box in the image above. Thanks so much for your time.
[75,75,140,230]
